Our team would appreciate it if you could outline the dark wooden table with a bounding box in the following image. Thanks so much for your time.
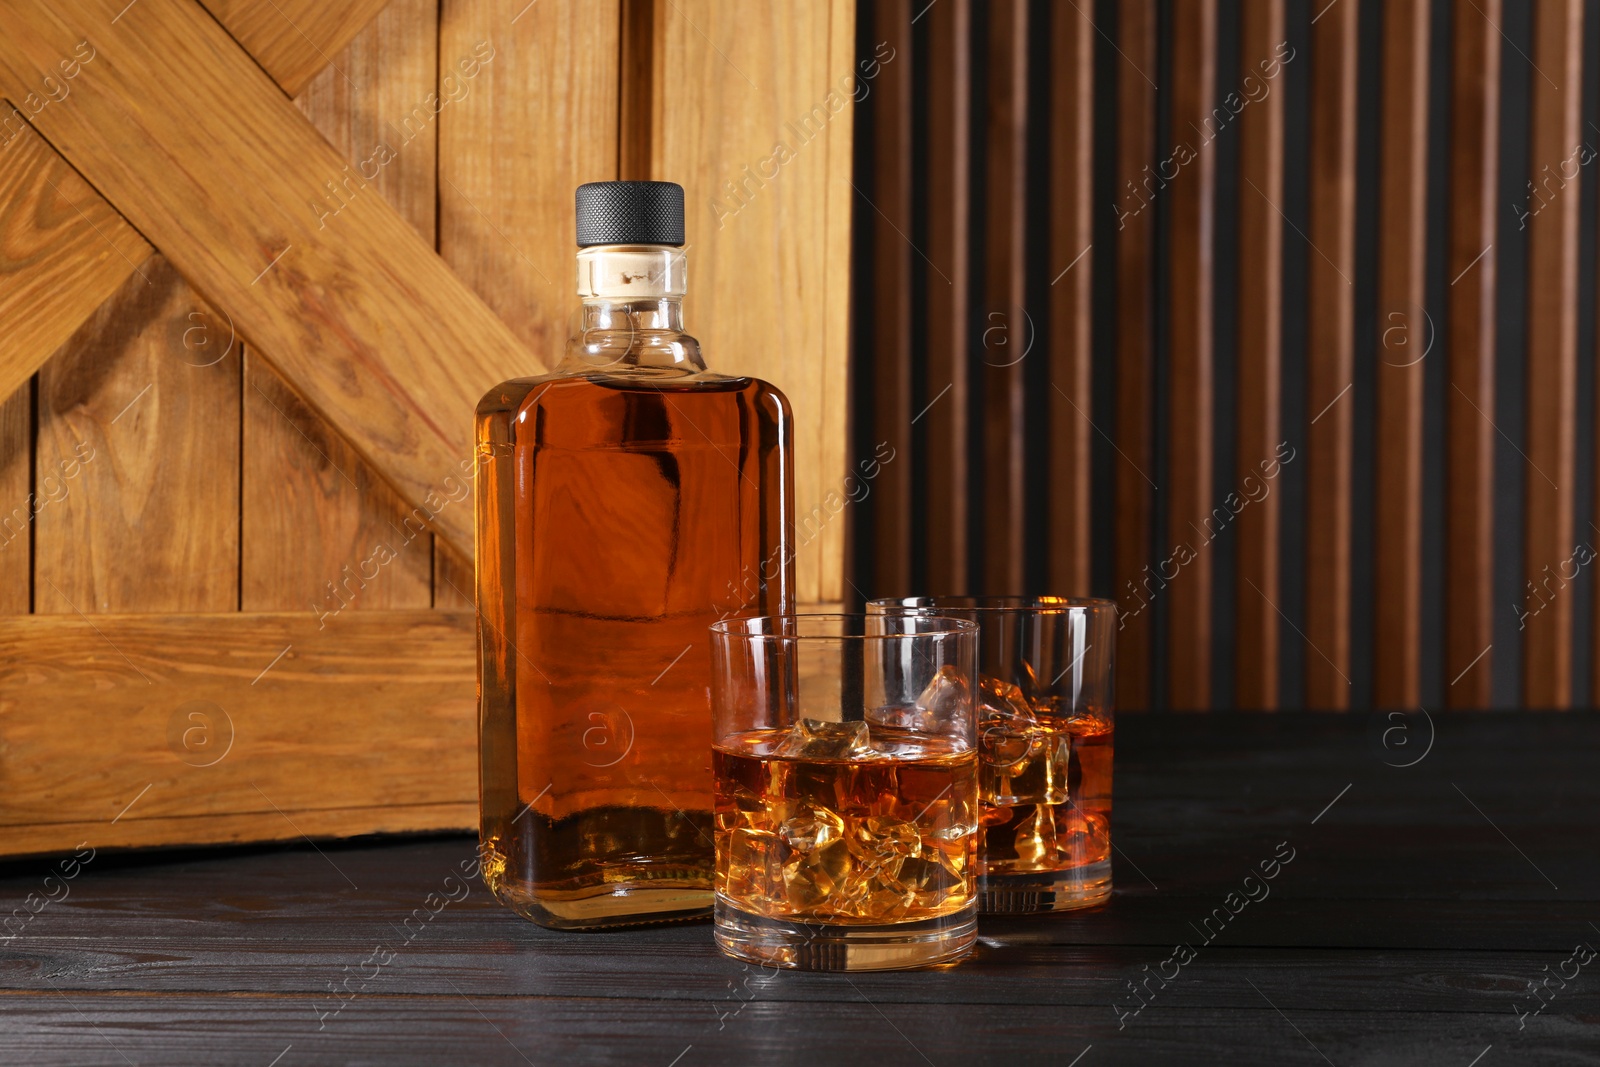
[3,712,1596,1065]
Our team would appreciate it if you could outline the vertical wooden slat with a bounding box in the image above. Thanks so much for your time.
[646,0,855,605]
[0,385,29,613]
[34,258,240,614]
[1165,0,1216,709]
[1234,0,1285,709]
[1303,0,1358,708]
[242,0,440,615]
[865,0,914,596]
[1522,0,1583,708]
[980,0,1028,594]
[1114,0,1158,709]
[617,0,655,181]
[1374,0,1431,707]
[924,0,971,596]
[1047,0,1094,597]
[1445,0,1499,707]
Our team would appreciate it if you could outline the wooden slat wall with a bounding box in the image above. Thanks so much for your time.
[1445,0,1499,708]
[1374,0,1431,708]
[1234,0,1285,709]
[0,388,29,614]
[850,0,1599,710]
[1521,0,1583,708]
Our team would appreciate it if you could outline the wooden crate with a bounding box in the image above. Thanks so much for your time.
[0,0,852,858]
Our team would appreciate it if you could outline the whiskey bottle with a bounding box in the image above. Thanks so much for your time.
[475,181,795,928]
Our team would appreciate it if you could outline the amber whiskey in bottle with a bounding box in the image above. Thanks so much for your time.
[475,182,794,929]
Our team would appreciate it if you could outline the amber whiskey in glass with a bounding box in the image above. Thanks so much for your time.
[475,182,794,929]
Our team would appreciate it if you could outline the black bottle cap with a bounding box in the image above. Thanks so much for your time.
[575,181,685,247]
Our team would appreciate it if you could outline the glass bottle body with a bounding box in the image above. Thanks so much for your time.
[476,299,793,929]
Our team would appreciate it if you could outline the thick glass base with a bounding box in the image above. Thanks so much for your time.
[489,880,712,931]
[980,858,1111,914]
[713,897,977,971]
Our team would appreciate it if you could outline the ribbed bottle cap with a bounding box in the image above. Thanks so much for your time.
[575,181,685,247]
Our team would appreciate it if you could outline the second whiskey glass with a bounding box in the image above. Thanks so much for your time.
[709,614,979,970]
[870,596,1116,913]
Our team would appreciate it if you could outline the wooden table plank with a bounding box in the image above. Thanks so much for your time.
[1,712,1595,1061]
[1445,0,1500,707]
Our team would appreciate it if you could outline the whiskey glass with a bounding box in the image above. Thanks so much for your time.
[709,613,979,970]
[870,597,1115,913]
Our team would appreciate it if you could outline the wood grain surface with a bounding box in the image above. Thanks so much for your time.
[0,0,536,558]
[1047,0,1094,599]
[1114,0,1159,711]
[1374,0,1431,708]
[1233,0,1285,709]
[1521,0,1583,709]
[644,0,854,605]
[1164,0,1217,710]
[200,0,396,96]
[0,610,475,856]
[0,387,28,614]
[0,121,153,409]
[980,0,1029,596]
[1303,0,1358,709]
[1,711,1594,1062]
[240,0,442,614]
[1445,0,1499,708]
[33,257,241,615]
[923,0,972,597]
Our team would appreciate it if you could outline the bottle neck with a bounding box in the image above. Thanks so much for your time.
[563,244,703,372]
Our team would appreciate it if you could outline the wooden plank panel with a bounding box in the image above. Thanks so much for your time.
[1521,0,1583,708]
[1234,0,1285,709]
[618,0,656,180]
[240,0,441,615]
[864,0,914,595]
[34,257,240,614]
[0,386,28,613]
[0,611,474,857]
[981,0,1028,594]
[1303,0,1358,708]
[1374,0,1431,707]
[1113,0,1158,710]
[1165,0,1216,709]
[439,0,618,359]
[1445,0,1499,707]
[0,0,537,558]
[0,119,153,408]
[200,0,396,97]
[1047,0,1093,597]
[924,0,971,596]
[645,0,855,604]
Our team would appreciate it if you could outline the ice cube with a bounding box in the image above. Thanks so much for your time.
[773,718,876,760]
[1011,805,1060,869]
[846,814,922,879]
[865,703,922,731]
[777,802,846,853]
[781,837,852,909]
[896,848,964,905]
[978,676,1041,776]
[913,664,972,731]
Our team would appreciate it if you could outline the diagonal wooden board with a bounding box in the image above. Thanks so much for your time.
[0,0,394,437]
[0,121,153,407]
[200,0,398,96]
[0,0,534,556]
